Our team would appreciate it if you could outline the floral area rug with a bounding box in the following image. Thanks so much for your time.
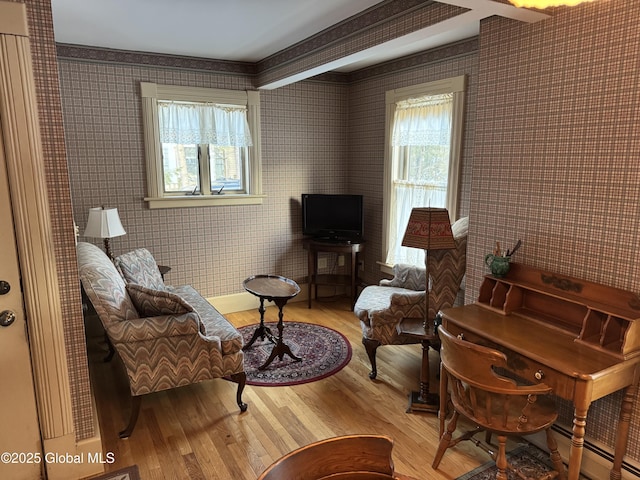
[238,321,352,386]
[456,443,589,480]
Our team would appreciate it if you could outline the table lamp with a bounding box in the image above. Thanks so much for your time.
[84,206,126,261]
[401,207,455,326]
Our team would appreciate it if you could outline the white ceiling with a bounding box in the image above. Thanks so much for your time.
[50,0,549,79]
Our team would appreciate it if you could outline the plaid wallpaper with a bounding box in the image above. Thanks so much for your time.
[469,1,640,462]
[58,63,349,296]
[16,0,94,440]
[14,0,640,465]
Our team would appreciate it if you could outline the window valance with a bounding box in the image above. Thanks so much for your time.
[392,93,453,147]
[158,101,253,147]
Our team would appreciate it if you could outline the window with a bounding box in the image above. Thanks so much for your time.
[382,75,466,269]
[141,82,263,208]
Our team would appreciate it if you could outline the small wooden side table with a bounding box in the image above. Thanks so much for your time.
[243,275,301,370]
[397,317,439,413]
[302,239,365,309]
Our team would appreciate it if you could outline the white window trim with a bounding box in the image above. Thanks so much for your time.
[381,75,466,274]
[141,82,264,208]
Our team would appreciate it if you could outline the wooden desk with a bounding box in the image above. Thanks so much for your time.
[303,239,365,309]
[440,263,640,480]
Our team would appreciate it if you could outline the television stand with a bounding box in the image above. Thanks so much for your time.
[302,238,365,309]
[313,237,356,245]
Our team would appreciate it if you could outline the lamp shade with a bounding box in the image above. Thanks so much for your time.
[401,208,455,251]
[84,207,126,239]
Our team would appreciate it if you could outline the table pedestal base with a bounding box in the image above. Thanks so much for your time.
[243,323,274,350]
[242,276,303,371]
[259,340,302,370]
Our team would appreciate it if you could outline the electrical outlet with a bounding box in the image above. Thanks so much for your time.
[338,255,345,267]
[318,257,328,269]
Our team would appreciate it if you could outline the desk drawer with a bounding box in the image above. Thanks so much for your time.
[442,323,576,401]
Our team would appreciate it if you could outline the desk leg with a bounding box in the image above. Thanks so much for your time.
[568,398,589,480]
[610,382,639,480]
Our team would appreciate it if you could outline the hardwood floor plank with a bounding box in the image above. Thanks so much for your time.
[182,452,207,480]
[85,298,489,479]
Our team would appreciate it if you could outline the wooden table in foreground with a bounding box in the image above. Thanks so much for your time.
[440,263,640,480]
[242,275,301,370]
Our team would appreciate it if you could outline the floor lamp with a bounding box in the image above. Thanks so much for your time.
[84,206,126,261]
[398,207,455,413]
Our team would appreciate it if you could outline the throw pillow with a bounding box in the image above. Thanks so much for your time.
[126,283,194,317]
[115,248,166,291]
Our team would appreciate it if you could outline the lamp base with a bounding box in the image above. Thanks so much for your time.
[103,238,114,261]
[406,391,439,414]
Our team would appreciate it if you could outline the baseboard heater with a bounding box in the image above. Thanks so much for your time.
[529,424,640,479]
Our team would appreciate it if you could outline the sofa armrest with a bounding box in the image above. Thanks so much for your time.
[107,312,201,343]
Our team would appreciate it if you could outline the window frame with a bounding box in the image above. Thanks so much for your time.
[140,82,264,208]
[381,75,466,273]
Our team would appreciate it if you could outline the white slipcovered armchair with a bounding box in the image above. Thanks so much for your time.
[354,217,468,379]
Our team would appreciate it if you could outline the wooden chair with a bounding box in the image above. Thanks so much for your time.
[432,326,566,480]
[257,434,416,480]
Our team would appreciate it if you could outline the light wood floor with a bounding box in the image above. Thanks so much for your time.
[85,297,490,479]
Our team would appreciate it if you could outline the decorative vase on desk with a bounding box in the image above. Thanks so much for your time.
[485,254,510,277]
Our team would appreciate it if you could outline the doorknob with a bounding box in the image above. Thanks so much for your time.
[0,310,16,327]
[0,280,9,295]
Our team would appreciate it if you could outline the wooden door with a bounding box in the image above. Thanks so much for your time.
[0,122,43,478]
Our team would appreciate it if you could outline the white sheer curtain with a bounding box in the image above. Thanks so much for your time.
[386,94,452,266]
[158,101,253,146]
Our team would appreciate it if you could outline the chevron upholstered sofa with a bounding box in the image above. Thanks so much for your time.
[354,217,468,379]
[77,242,247,438]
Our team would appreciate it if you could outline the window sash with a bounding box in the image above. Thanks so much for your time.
[382,76,466,269]
[160,143,248,196]
[141,82,263,208]
[208,144,247,193]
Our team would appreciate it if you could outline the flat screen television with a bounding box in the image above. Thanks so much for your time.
[302,194,363,242]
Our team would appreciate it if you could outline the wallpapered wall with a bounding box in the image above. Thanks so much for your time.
[467,1,640,463]
[56,38,478,448]
[58,61,350,298]
[20,0,640,465]
[18,0,93,440]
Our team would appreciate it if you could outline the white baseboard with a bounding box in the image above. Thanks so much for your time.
[43,414,104,480]
[528,426,640,479]
[208,283,310,314]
